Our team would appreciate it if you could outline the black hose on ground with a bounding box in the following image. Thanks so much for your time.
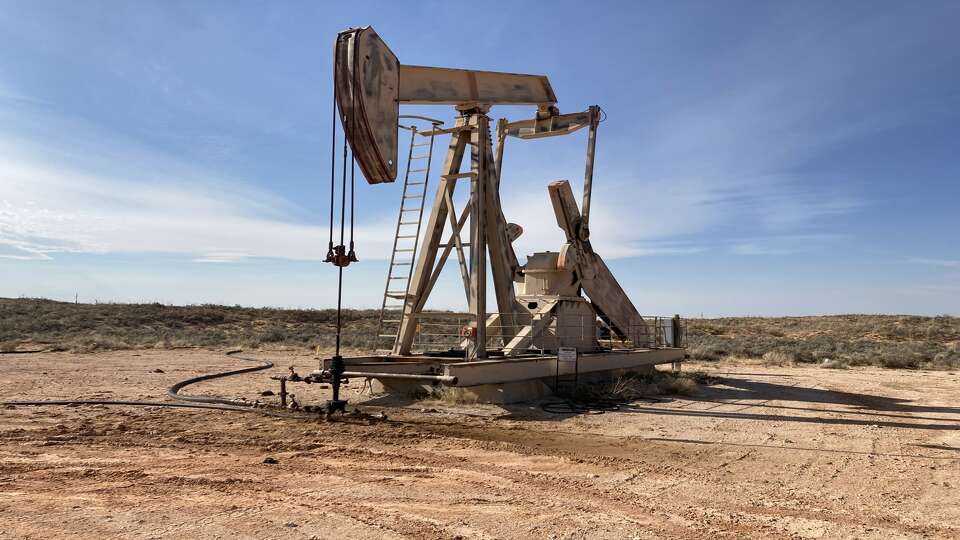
[539,395,663,415]
[3,399,254,413]
[539,399,623,415]
[166,349,272,406]
[1,349,308,418]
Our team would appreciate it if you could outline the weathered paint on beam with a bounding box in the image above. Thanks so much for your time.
[399,65,557,107]
[443,348,685,386]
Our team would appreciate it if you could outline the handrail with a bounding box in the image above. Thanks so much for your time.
[399,114,445,125]
[398,311,685,353]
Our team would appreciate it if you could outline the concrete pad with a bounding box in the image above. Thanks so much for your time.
[447,379,554,404]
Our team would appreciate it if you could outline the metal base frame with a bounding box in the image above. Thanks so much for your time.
[336,348,685,389]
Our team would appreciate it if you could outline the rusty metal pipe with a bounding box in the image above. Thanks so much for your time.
[342,371,458,385]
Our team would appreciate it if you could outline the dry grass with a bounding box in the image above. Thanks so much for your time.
[685,314,960,369]
[655,374,699,396]
[762,350,796,367]
[3,298,958,369]
[819,358,849,369]
[427,387,481,405]
[574,370,703,401]
[0,297,381,352]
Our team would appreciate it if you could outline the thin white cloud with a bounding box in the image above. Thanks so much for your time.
[727,234,846,256]
[909,257,960,268]
[1,4,882,271]
[192,249,253,264]
[0,129,397,263]
[0,79,44,106]
[0,239,53,260]
[730,244,801,256]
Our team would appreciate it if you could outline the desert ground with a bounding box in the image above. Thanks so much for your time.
[2,348,959,539]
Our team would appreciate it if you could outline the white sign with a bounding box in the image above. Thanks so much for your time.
[558,347,578,363]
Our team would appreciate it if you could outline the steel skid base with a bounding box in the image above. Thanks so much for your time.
[338,348,686,403]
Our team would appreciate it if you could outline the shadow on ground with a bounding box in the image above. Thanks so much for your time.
[500,372,960,431]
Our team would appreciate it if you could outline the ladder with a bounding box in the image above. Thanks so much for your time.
[374,118,442,354]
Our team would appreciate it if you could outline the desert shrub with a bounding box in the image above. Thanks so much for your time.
[762,350,794,366]
[880,342,936,369]
[2,298,958,369]
[428,386,479,405]
[840,352,875,367]
[682,317,960,370]
[592,373,659,400]
[880,355,921,369]
[820,358,849,369]
[258,327,287,343]
[67,334,131,353]
[656,375,699,396]
[688,344,723,361]
[696,324,726,336]
[0,298,390,353]
[573,370,703,401]
[686,334,787,360]
[932,350,960,369]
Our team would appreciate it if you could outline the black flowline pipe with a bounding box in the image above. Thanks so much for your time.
[1,350,309,418]
[166,349,272,406]
[4,399,252,413]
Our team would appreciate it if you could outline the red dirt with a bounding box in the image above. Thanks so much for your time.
[1,349,958,539]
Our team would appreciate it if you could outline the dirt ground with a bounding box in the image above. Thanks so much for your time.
[1,349,959,539]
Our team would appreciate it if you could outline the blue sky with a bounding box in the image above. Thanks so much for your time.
[1,1,958,315]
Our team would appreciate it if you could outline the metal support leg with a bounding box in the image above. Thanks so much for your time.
[468,113,488,360]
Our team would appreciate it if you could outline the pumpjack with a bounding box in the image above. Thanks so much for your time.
[299,26,684,408]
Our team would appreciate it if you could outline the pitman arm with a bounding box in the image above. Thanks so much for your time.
[503,106,601,240]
